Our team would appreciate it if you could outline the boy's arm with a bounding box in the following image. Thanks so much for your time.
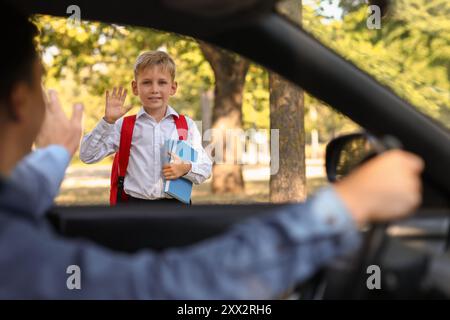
[80,87,131,164]
[79,117,122,164]
[183,118,212,184]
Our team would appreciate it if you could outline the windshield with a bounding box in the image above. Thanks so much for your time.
[277,0,450,130]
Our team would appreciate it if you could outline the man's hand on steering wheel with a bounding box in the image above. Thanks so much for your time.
[334,149,424,227]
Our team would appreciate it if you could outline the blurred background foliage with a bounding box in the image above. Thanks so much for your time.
[302,0,449,128]
[34,0,449,163]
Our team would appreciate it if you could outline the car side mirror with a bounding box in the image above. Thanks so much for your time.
[325,133,377,182]
[325,132,403,182]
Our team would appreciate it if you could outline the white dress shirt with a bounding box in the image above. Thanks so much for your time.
[80,106,212,200]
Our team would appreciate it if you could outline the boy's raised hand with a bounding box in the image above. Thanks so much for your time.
[104,87,132,124]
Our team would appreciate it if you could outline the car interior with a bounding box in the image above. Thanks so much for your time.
[11,0,450,299]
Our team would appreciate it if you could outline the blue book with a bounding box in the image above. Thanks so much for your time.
[163,139,198,204]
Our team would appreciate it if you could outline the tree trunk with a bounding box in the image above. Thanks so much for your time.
[199,42,249,194]
[269,0,306,203]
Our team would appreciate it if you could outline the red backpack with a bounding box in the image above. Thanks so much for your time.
[110,114,189,206]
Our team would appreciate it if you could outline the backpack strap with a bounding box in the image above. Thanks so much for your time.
[173,114,188,140]
[110,115,136,205]
[111,113,187,205]
[118,115,137,177]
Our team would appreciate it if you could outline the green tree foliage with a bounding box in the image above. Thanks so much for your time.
[35,0,449,152]
[303,0,450,128]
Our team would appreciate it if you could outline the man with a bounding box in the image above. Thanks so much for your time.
[0,1,423,299]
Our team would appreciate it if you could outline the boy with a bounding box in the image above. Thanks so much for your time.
[80,51,212,204]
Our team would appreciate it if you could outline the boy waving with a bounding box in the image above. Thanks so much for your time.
[80,51,212,204]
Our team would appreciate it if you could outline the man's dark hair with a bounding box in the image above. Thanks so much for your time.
[0,1,39,107]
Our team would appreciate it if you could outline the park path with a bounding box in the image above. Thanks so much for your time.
[56,160,326,205]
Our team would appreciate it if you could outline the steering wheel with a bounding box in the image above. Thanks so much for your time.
[293,135,403,299]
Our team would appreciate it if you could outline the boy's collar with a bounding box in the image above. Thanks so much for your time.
[137,105,179,120]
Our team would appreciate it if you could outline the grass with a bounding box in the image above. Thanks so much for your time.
[55,176,328,206]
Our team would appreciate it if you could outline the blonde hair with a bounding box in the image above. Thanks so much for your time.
[133,51,176,81]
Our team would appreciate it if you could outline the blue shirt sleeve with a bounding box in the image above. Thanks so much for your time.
[0,183,361,299]
[8,145,70,220]
[152,186,362,299]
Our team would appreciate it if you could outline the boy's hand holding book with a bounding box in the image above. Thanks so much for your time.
[163,152,192,180]
[104,87,133,124]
